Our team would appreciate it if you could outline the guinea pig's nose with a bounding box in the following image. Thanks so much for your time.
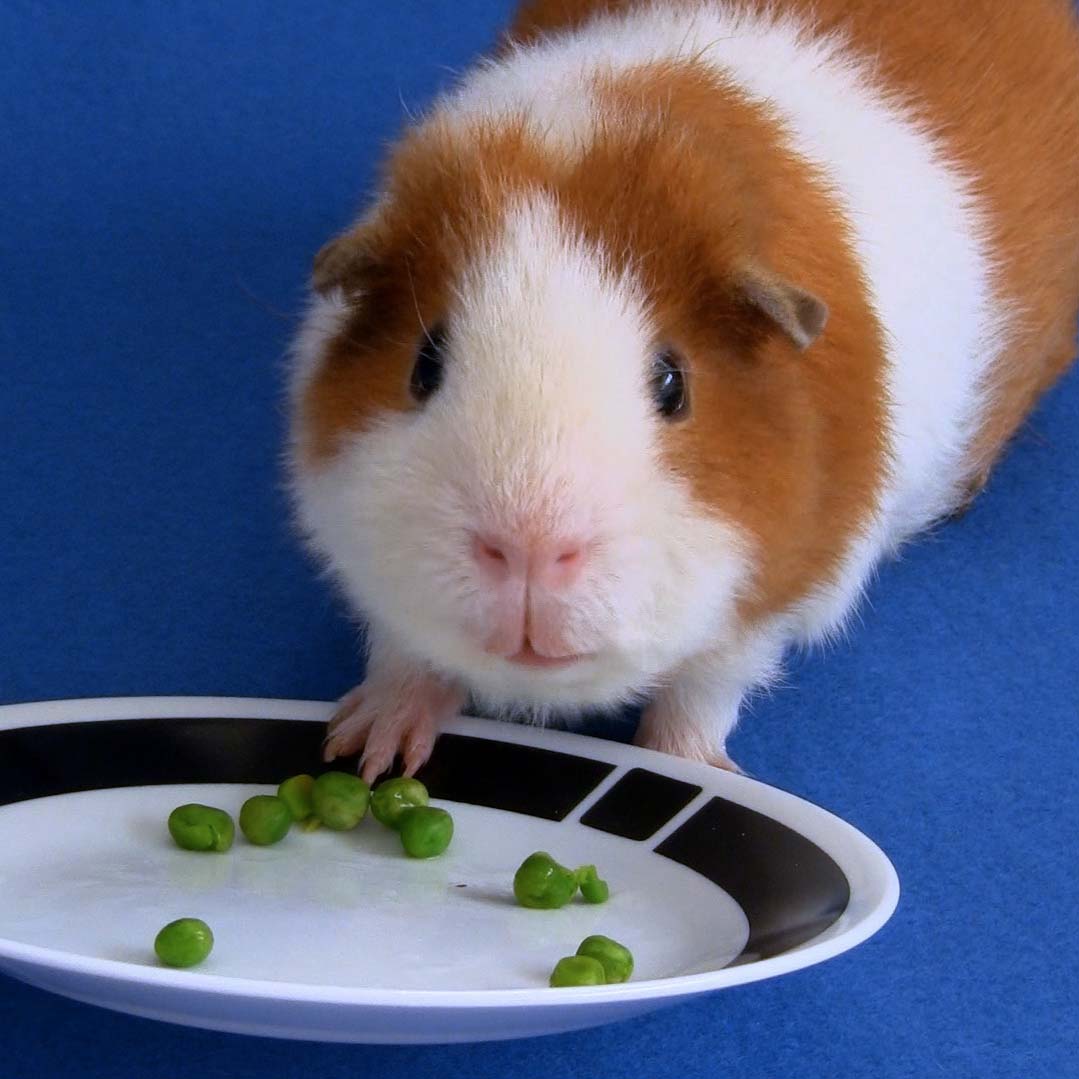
[472,534,524,579]
[530,536,589,590]
[470,532,589,590]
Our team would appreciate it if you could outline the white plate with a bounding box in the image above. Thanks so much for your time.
[0,697,898,1043]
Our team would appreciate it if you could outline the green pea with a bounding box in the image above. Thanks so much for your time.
[576,935,633,983]
[167,803,235,853]
[238,795,292,846]
[154,918,214,968]
[277,774,315,822]
[549,955,605,987]
[370,777,430,829]
[398,806,454,858]
[513,852,579,909]
[311,771,370,830]
[574,864,610,904]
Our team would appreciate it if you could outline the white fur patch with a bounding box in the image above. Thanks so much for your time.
[441,54,601,155]
[287,292,349,404]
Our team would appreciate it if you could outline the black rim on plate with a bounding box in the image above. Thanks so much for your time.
[0,716,850,965]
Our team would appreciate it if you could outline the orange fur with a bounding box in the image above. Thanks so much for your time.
[584,64,887,622]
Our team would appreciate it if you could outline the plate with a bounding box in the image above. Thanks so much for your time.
[0,697,898,1043]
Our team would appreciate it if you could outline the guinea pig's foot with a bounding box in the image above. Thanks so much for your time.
[322,676,465,784]
[634,702,743,774]
[704,751,743,774]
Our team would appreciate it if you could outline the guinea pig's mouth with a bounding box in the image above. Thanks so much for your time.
[503,640,593,670]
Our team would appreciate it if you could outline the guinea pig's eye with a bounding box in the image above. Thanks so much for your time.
[650,349,688,419]
[410,324,447,402]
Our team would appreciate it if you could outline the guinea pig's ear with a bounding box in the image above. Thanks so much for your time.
[736,264,828,350]
[311,227,376,297]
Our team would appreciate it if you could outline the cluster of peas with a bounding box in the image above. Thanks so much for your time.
[153,776,633,988]
[155,773,445,967]
[512,852,632,986]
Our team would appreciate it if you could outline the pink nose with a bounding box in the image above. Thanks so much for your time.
[472,532,589,590]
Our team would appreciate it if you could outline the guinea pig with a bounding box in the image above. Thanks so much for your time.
[288,0,1079,781]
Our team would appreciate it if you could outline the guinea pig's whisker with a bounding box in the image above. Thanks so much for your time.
[397,86,419,123]
[234,276,300,324]
[405,263,439,347]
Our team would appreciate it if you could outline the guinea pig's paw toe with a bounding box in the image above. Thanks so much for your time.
[326,685,368,733]
[401,721,439,778]
[323,687,377,761]
[359,702,446,783]
[359,747,394,785]
[359,721,408,784]
[323,727,367,763]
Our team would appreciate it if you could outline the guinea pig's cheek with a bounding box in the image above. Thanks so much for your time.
[607,490,754,669]
[670,515,755,651]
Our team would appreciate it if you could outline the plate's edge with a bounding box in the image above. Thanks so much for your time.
[0,696,333,727]
[0,695,900,1008]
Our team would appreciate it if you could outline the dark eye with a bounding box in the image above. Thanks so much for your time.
[411,324,447,402]
[650,349,688,418]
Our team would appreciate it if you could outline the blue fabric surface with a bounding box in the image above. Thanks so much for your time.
[2,3,1077,1076]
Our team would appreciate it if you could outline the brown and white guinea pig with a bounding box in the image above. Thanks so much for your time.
[288,0,1079,781]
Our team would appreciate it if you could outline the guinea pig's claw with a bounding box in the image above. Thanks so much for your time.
[322,686,373,762]
[323,675,462,784]
[707,751,743,774]
[359,750,393,785]
[356,710,442,782]
[401,719,437,776]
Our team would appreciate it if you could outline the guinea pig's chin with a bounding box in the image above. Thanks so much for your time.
[445,645,656,713]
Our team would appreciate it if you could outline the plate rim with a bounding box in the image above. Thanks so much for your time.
[0,695,900,1009]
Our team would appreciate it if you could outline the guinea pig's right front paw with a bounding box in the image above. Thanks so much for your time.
[322,675,465,784]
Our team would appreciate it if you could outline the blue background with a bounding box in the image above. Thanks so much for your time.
[1,2,1076,1076]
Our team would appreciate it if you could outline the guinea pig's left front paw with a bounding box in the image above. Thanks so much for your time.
[323,674,465,783]
[634,695,744,774]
